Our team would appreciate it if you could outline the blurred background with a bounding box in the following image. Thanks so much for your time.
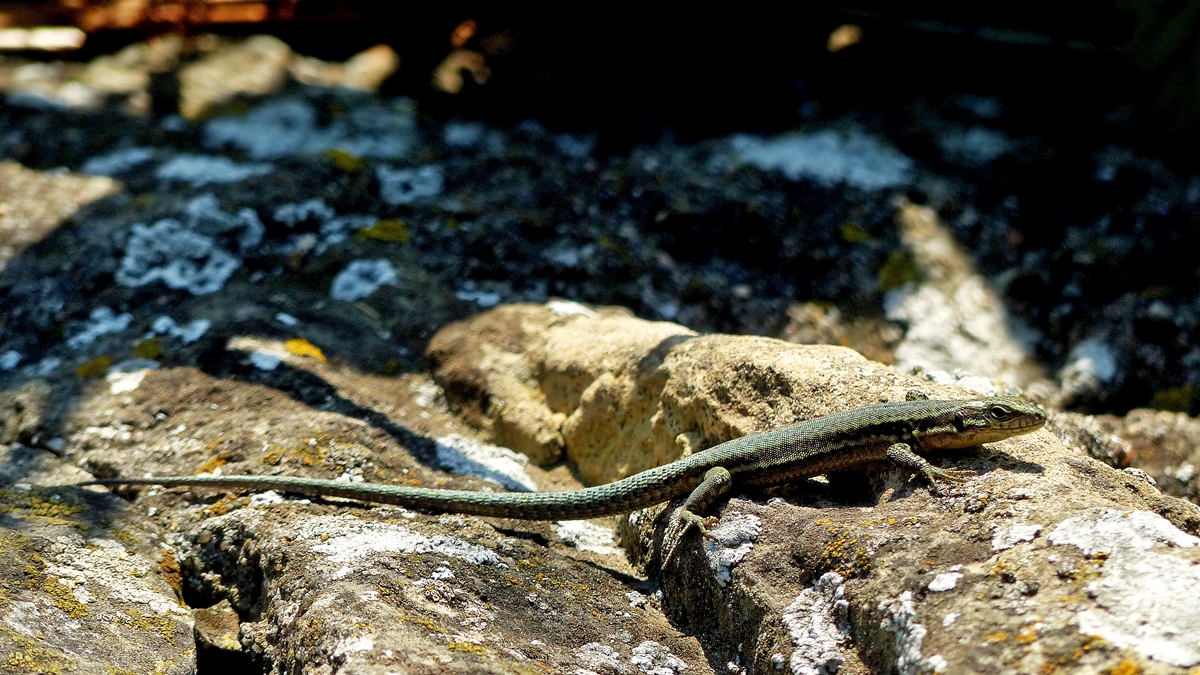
[1,1,1196,145]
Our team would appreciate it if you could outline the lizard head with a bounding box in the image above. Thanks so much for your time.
[921,396,1046,449]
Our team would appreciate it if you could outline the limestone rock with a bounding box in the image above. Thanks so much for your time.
[0,444,194,673]
[1086,408,1200,504]
[427,302,696,470]
[18,301,1200,673]
[179,35,292,119]
[429,303,1200,674]
[193,598,242,653]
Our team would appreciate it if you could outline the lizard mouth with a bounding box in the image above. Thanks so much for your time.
[1004,415,1046,430]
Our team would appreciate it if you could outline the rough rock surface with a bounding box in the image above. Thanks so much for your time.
[0,444,194,673]
[885,203,1049,394]
[15,339,711,674]
[432,304,1200,675]
[0,161,118,272]
[1069,409,1200,504]
[5,302,1200,673]
[427,302,697,474]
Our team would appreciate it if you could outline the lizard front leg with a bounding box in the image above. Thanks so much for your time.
[886,442,974,494]
[660,466,732,568]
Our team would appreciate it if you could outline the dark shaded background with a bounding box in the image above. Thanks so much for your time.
[62,2,1179,154]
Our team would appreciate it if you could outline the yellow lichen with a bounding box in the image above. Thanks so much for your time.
[0,490,88,529]
[879,250,919,291]
[397,614,445,633]
[983,631,1009,644]
[447,641,490,654]
[261,445,284,465]
[195,454,229,475]
[1039,635,1106,674]
[5,646,77,674]
[42,577,88,618]
[200,494,243,517]
[1150,384,1197,414]
[840,222,872,243]
[125,609,176,644]
[285,338,327,362]
[1107,659,1141,675]
[817,522,873,577]
[326,148,366,173]
[133,337,164,360]
[75,355,114,378]
[357,218,409,243]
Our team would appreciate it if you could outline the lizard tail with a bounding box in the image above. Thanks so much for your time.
[81,470,694,521]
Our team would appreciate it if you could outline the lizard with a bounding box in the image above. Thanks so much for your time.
[78,393,1046,566]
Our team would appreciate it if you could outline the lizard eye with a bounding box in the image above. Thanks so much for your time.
[989,405,1012,419]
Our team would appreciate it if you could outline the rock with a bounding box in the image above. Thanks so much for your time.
[0,444,194,672]
[179,35,293,119]
[884,203,1050,394]
[0,161,119,272]
[289,44,400,92]
[427,302,697,475]
[193,598,242,653]
[0,380,50,445]
[51,358,710,673]
[1046,410,1135,468]
[164,505,704,673]
[1085,408,1200,504]
[429,303,1200,674]
[17,301,1200,673]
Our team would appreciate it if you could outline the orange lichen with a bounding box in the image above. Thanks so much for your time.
[196,451,229,473]
[157,549,183,597]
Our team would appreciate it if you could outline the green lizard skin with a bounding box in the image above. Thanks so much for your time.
[81,397,1044,529]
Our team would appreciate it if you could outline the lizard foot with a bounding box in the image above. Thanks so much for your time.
[696,515,721,542]
[924,467,975,494]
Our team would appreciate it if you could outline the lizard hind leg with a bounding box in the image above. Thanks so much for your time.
[660,466,732,569]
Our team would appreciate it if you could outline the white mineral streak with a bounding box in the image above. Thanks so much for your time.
[435,434,537,492]
[1048,509,1200,666]
[992,523,1043,551]
[782,572,849,675]
[300,514,501,572]
[106,359,159,394]
[545,299,598,318]
[731,129,912,190]
[629,640,688,674]
[555,520,622,556]
[330,259,397,301]
[885,204,1048,391]
[701,511,761,586]
[878,591,943,675]
[67,307,131,348]
[926,572,962,592]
